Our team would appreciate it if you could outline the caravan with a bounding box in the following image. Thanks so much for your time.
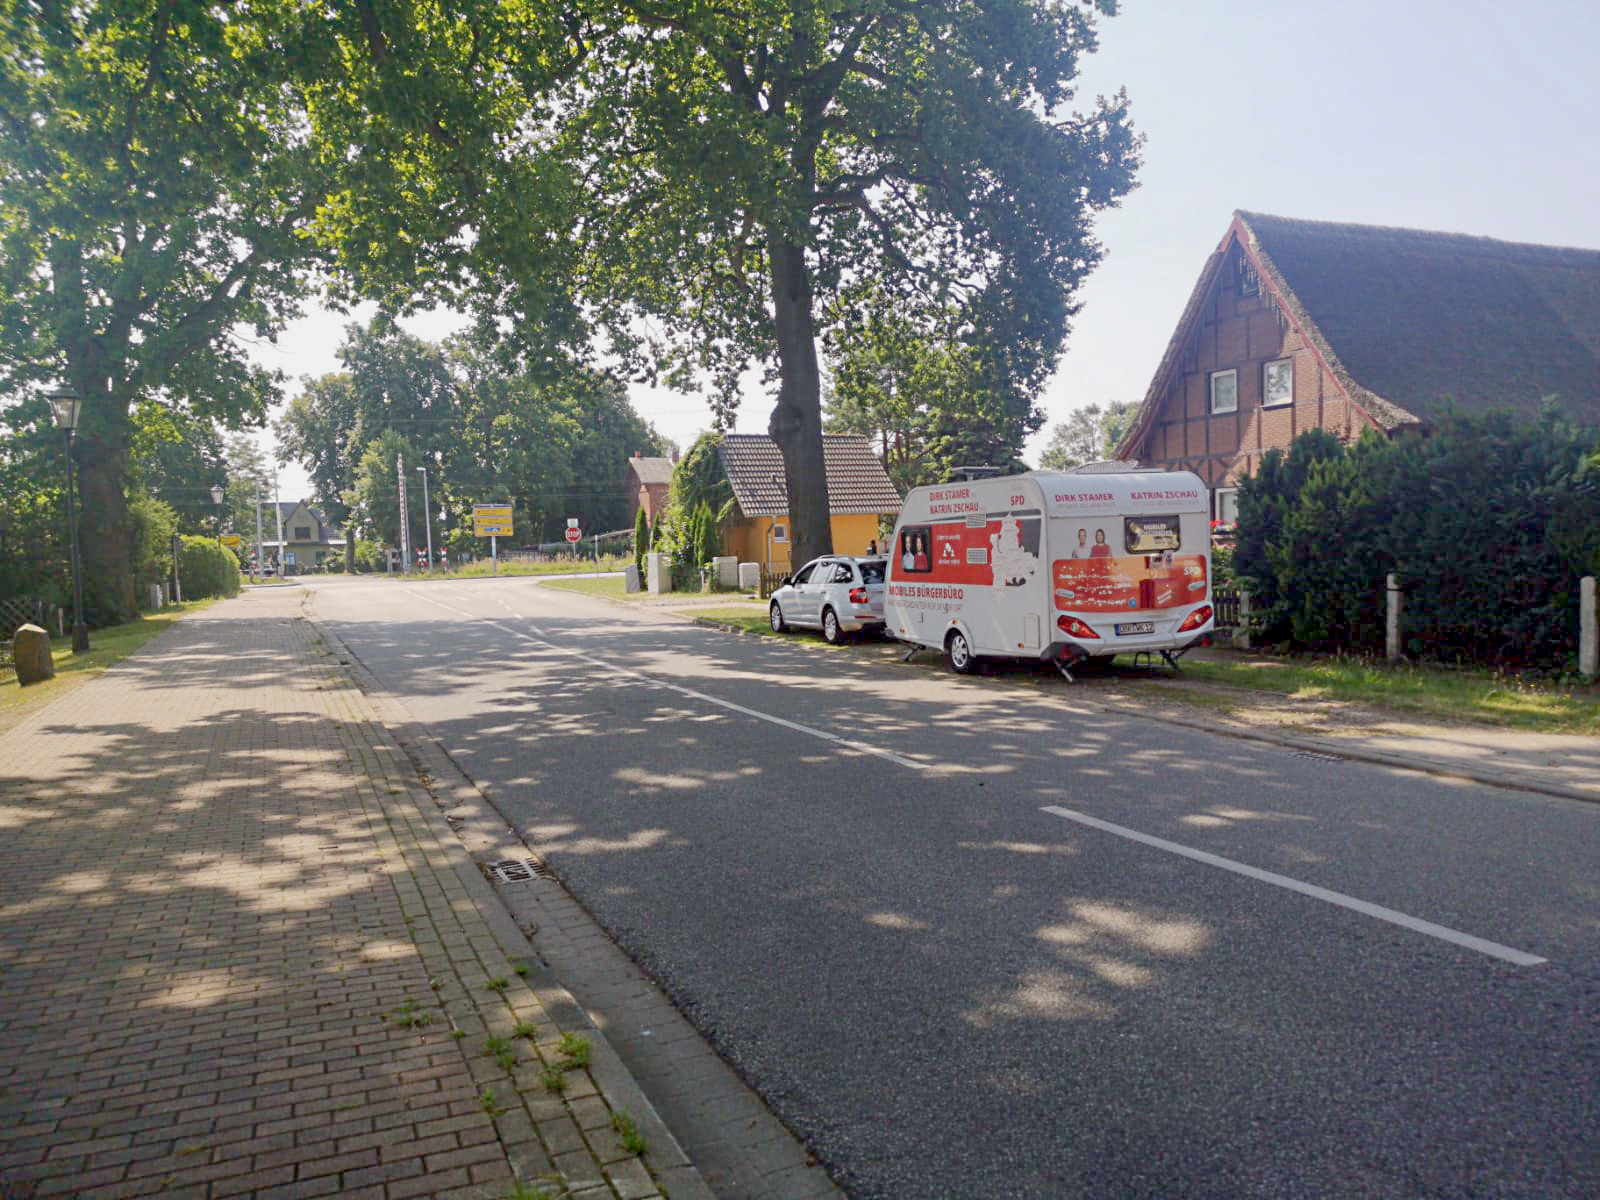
[884,467,1214,676]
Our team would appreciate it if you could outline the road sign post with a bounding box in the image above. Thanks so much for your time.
[473,504,514,575]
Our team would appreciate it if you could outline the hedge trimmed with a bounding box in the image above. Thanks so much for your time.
[177,535,242,600]
[1236,412,1600,668]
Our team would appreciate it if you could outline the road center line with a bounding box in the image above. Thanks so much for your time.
[1040,805,1548,966]
[412,589,926,770]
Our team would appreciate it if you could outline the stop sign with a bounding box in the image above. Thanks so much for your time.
[564,527,582,543]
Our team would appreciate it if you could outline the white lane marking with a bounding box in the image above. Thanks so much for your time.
[411,590,925,770]
[1040,805,1548,967]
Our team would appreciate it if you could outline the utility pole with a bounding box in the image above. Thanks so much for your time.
[396,453,411,574]
[253,481,265,584]
[273,473,285,576]
[417,466,434,572]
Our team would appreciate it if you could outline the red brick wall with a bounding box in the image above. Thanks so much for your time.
[1127,243,1382,508]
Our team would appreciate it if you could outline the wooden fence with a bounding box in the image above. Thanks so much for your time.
[1212,588,1242,629]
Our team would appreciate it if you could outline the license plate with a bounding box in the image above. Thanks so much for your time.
[1115,621,1155,636]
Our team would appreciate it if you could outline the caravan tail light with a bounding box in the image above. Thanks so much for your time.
[849,587,870,605]
[1056,614,1100,640]
[1177,605,1213,633]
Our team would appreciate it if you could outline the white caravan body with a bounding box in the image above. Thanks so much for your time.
[884,469,1214,666]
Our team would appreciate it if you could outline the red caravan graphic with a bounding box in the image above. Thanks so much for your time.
[1052,555,1207,613]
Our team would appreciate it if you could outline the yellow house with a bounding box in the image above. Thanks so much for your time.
[716,434,902,570]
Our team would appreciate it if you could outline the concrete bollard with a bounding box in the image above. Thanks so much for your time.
[1582,576,1597,681]
[624,564,642,594]
[149,583,165,610]
[713,556,738,589]
[11,624,54,685]
[738,562,760,592]
[1234,590,1252,650]
[645,552,671,594]
[1386,573,1403,662]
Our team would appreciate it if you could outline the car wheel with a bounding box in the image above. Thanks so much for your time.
[946,630,978,675]
[769,601,788,633]
[821,607,844,644]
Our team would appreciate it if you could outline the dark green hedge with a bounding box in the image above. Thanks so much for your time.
[1235,412,1600,668]
[177,535,242,600]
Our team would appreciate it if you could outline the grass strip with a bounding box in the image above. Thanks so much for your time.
[1179,654,1600,736]
[0,600,217,732]
[539,575,652,601]
[691,607,777,636]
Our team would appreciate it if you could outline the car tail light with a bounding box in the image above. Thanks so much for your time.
[1055,614,1100,639]
[1176,605,1213,633]
[849,587,869,605]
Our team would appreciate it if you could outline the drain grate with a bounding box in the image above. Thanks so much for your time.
[489,858,552,885]
[1289,750,1340,763]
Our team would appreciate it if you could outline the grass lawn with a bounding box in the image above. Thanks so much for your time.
[1180,653,1600,736]
[353,557,633,581]
[0,600,217,734]
[539,575,650,601]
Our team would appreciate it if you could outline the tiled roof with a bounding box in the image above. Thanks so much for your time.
[718,434,902,518]
[626,456,675,486]
[1239,211,1600,428]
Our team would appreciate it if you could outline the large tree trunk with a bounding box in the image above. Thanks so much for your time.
[766,229,832,567]
[76,387,137,624]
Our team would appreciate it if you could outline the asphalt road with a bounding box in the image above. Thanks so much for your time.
[309,575,1599,1199]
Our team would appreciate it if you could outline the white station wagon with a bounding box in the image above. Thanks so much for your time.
[768,556,888,643]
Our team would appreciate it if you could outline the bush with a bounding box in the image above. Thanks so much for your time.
[634,506,649,576]
[176,535,241,599]
[354,538,387,572]
[1236,412,1600,668]
[127,494,179,595]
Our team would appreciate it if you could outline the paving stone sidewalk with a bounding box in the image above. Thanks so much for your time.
[0,589,705,1200]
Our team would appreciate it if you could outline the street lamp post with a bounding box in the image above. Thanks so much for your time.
[210,485,225,550]
[46,387,89,653]
[416,466,434,572]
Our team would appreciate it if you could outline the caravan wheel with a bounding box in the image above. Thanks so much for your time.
[946,630,978,675]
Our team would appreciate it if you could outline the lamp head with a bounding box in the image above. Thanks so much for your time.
[210,485,225,504]
[46,387,81,432]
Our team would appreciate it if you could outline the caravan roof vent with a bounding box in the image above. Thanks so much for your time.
[948,465,1009,482]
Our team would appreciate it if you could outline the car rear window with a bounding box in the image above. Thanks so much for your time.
[858,561,886,584]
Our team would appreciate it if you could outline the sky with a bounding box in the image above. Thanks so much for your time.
[248,0,1600,500]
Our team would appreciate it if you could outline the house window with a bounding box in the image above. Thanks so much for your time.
[770,524,787,543]
[294,525,311,540]
[1262,358,1293,407]
[897,527,932,574]
[1209,369,1238,415]
[1214,488,1240,527]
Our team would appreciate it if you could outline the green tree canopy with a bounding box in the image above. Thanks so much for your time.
[302,0,1140,571]
[1037,401,1140,470]
[0,2,342,619]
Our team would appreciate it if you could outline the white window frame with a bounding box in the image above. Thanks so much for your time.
[1209,369,1238,415]
[1262,358,1294,408]
[771,523,787,543]
[1214,487,1240,526]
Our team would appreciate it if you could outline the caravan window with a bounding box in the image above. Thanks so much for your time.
[1124,515,1181,554]
[897,528,932,574]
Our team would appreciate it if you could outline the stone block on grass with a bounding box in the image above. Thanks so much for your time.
[11,623,54,685]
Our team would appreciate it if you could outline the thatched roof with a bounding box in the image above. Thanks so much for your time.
[1237,211,1600,427]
